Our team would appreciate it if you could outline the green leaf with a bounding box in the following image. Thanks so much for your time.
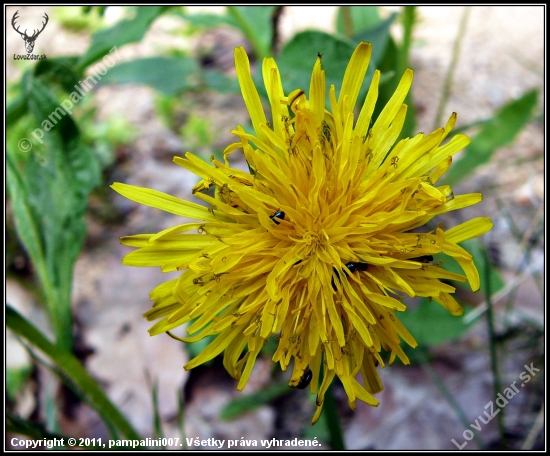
[276,31,357,99]
[199,70,240,94]
[444,89,538,185]
[6,366,33,400]
[352,12,398,72]
[99,56,198,95]
[227,6,275,59]
[398,298,476,347]
[273,28,395,112]
[178,10,236,28]
[24,73,79,144]
[144,372,165,444]
[6,153,46,278]
[7,411,66,441]
[34,57,81,93]
[6,306,143,442]
[15,74,101,350]
[6,94,28,127]
[220,382,290,420]
[336,6,382,37]
[78,6,170,69]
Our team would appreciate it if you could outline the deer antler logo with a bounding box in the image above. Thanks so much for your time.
[12,10,49,54]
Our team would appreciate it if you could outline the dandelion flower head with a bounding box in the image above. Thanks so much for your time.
[112,42,493,423]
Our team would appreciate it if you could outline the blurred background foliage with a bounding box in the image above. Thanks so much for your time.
[6,5,544,450]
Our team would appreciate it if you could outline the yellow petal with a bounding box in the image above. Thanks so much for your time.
[445,217,493,244]
[112,183,218,221]
[338,42,372,114]
[234,46,270,146]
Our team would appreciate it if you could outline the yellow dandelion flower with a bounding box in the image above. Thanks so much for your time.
[112,42,493,424]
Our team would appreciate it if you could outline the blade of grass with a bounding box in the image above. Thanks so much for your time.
[6,306,143,443]
[145,370,165,444]
[521,404,544,450]
[7,411,65,441]
[177,389,187,450]
[17,334,119,439]
[433,7,470,130]
[494,200,544,327]
[463,260,541,326]
[483,248,507,449]
[444,89,538,185]
[220,382,290,420]
[416,348,485,449]
[398,6,417,138]
[322,384,345,450]
[45,379,61,444]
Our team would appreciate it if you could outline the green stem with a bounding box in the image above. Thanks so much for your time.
[397,6,415,80]
[323,384,345,450]
[227,6,270,59]
[417,349,485,449]
[433,7,470,130]
[398,6,416,138]
[483,249,507,449]
[270,6,284,56]
[7,306,143,443]
[341,6,354,39]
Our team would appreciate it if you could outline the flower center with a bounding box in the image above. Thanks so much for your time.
[302,230,322,247]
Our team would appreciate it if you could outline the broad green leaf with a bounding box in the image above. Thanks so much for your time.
[227,6,275,59]
[276,31,357,100]
[353,12,398,74]
[273,29,395,113]
[178,10,237,28]
[6,307,143,443]
[23,73,79,143]
[34,57,81,93]
[398,298,476,347]
[220,382,290,420]
[6,153,45,276]
[336,6,382,37]
[18,74,101,350]
[78,6,170,69]
[199,70,240,94]
[99,56,198,95]
[444,89,538,185]
[6,94,28,127]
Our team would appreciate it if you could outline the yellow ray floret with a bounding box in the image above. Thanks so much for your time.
[112,42,492,424]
